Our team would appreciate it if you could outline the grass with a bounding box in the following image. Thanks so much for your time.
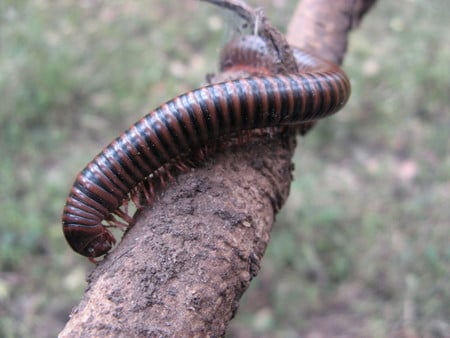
[1,0,449,337]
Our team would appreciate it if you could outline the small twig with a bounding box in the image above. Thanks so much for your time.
[199,0,260,29]
[200,0,299,74]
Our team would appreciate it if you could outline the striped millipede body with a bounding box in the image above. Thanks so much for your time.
[62,35,351,258]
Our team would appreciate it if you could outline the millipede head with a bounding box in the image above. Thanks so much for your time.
[63,225,116,258]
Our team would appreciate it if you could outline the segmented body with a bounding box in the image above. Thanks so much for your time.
[62,35,351,258]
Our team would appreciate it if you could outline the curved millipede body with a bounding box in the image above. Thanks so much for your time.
[62,35,351,258]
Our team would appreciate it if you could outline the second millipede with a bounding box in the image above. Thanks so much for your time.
[62,35,351,259]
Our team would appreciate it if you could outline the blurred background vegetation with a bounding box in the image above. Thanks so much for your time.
[0,0,449,337]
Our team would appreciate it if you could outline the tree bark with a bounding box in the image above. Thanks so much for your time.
[287,0,378,64]
[59,1,377,337]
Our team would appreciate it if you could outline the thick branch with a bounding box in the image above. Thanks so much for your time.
[60,134,295,337]
[59,0,376,337]
[287,0,378,64]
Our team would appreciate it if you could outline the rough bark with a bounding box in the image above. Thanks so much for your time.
[287,0,378,64]
[59,0,377,337]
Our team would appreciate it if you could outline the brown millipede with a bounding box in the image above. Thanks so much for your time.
[62,35,351,259]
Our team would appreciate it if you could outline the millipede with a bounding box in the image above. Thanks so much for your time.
[62,30,351,260]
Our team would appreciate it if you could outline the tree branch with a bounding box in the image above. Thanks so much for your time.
[59,0,377,336]
[287,0,378,64]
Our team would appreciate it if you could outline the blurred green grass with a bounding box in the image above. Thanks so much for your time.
[0,1,449,337]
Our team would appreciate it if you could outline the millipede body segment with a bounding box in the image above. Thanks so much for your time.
[62,35,351,259]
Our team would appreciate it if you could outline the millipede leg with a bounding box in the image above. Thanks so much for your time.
[142,180,155,205]
[121,198,129,215]
[173,160,191,172]
[105,213,129,229]
[88,257,99,264]
[115,207,133,224]
[130,187,143,208]
[164,164,177,182]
